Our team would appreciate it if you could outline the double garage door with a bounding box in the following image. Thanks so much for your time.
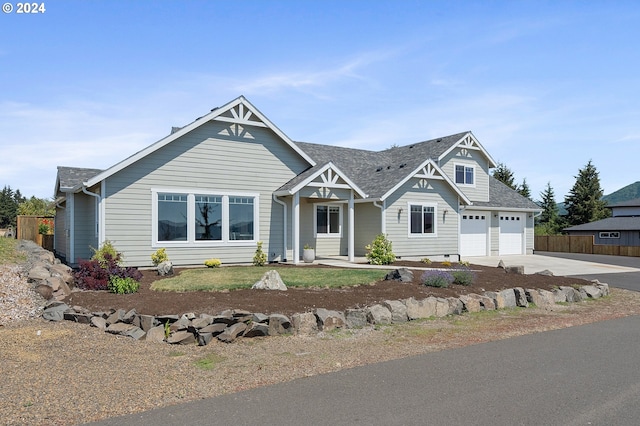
[460,211,525,256]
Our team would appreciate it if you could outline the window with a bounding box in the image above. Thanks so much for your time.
[316,204,341,236]
[455,164,475,185]
[599,232,620,239]
[154,190,257,245]
[409,204,436,235]
[158,193,188,241]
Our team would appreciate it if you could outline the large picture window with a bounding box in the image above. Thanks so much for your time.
[154,190,257,245]
[316,204,341,236]
[455,164,474,185]
[409,204,436,236]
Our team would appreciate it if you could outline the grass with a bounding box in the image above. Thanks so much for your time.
[0,238,26,264]
[194,353,226,370]
[151,266,389,292]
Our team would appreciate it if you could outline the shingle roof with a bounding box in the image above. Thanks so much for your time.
[607,198,640,208]
[565,216,640,232]
[472,178,541,210]
[282,132,470,199]
[56,166,103,190]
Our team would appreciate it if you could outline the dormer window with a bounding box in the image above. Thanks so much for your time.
[455,164,475,186]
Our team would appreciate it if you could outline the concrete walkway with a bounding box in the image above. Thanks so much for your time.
[316,253,640,277]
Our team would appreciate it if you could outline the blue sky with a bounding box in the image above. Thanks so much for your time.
[1,1,638,203]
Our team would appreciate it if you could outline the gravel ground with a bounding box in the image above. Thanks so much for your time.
[3,253,640,425]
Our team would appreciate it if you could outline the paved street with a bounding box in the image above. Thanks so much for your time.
[88,315,640,426]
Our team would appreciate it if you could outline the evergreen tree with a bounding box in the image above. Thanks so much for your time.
[536,182,562,234]
[517,178,532,200]
[564,160,610,226]
[492,162,516,189]
[0,185,18,228]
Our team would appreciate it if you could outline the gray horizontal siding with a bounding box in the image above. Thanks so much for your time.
[103,121,309,267]
[440,148,490,202]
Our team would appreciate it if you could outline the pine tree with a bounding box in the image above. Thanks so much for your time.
[517,178,532,200]
[492,162,516,189]
[536,182,562,234]
[564,160,610,226]
[0,185,18,228]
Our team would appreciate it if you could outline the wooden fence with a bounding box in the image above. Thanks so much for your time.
[535,235,640,257]
[16,215,54,251]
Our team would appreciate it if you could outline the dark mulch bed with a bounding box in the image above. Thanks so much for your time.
[64,261,590,318]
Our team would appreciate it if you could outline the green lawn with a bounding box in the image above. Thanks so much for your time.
[0,238,26,265]
[151,266,390,292]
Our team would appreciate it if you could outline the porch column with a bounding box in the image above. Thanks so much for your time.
[348,189,354,262]
[293,192,300,264]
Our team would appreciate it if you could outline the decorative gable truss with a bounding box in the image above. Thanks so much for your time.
[438,132,497,167]
[381,159,471,205]
[285,162,367,200]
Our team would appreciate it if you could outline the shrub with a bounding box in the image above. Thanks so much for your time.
[151,248,169,266]
[421,257,432,265]
[451,266,475,286]
[459,260,470,267]
[253,241,267,266]
[441,260,452,268]
[91,240,121,268]
[108,276,140,294]
[74,241,142,291]
[365,234,396,265]
[421,270,454,288]
[204,258,221,268]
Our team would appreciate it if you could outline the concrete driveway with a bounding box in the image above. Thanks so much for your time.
[465,252,640,276]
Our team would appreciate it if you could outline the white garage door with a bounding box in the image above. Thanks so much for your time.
[460,212,487,256]
[499,214,524,255]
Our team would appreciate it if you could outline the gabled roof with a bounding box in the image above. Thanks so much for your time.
[607,198,640,208]
[467,177,541,211]
[293,132,476,200]
[55,166,103,193]
[275,162,368,199]
[565,216,640,232]
[82,96,315,189]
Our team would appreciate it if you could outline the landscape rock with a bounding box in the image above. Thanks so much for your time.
[243,322,269,337]
[366,304,392,325]
[459,295,481,313]
[34,283,53,300]
[580,285,603,299]
[499,289,517,308]
[42,302,70,322]
[559,286,583,303]
[28,265,50,281]
[505,265,525,275]
[434,297,450,317]
[384,268,414,282]
[315,308,346,331]
[292,312,318,335]
[383,300,408,323]
[535,269,554,276]
[252,270,287,291]
[90,316,108,330]
[157,261,174,276]
[167,330,195,345]
[146,325,166,343]
[268,314,292,335]
[344,309,368,328]
[63,312,92,324]
[497,260,506,269]
[404,297,436,320]
[447,297,464,315]
[199,323,227,335]
[217,323,248,343]
[513,287,529,307]
[484,291,506,309]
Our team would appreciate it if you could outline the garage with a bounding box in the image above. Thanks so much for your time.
[499,213,524,255]
[460,212,488,256]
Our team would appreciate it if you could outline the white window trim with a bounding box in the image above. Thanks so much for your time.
[314,203,343,238]
[453,163,476,187]
[151,188,259,248]
[407,202,438,238]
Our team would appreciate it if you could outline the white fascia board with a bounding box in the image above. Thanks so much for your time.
[84,96,315,188]
[380,159,472,205]
[438,132,498,168]
[464,205,542,213]
[288,162,367,199]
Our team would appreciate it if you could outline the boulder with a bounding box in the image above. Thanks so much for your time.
[559,286,583,303]
[505,265,525,275]
[217,323,248,343]
[28,265,50,281]
[63,312,92,324]
[315,308,346,331]
[146,325,166,343]
[244,322,269,337]
[292,312,318,335]
[580,285,603,299]
[157,261,174,276]
[252,270,287,290]
[268,314,292,335]
[106,309,126,325]
[513,287,529,307]
[106,323,146,340]
[497,260,506,269]
[199,323,227,335]
[384,268,414,282]
[535,269,554,276]
[447,297,465,315]
[499,289,517,308]
[383,300,408,323]
[139,315,156,332]
[404,297,436,320]
[191,317,212,329]
[166,330,196,345]
[345,309,368,328]
[34,283,53,300]
[434,297,450,317]
[90,316,108,330]
[459,295,481,313]
[366,304,392,325]
[42,302,70,322]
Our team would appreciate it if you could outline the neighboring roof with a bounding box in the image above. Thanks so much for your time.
[607,198,640,208]
[470,178,541,211]
[56,166,103,192]
[83,96,315,189]
[565,216,640,232]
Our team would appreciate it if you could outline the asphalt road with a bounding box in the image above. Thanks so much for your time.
[87,315,640,426]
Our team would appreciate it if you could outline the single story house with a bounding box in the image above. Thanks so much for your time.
[54,96,540,267]
[564,198,640,246]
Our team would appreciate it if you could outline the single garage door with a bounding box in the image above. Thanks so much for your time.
[499,214,524,255]
[460,212,487,256]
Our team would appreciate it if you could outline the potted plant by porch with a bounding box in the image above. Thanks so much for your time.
[303,244,315,263]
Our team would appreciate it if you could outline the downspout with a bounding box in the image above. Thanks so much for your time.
[82,186,102,245]
[273,194,287,262]
[54,199,66,256]
[373,200,385,234]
